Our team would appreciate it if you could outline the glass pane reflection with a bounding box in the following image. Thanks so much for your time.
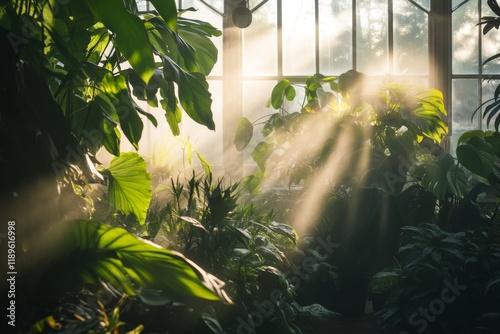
[394,0,429,74]
[243,1,278,76]
[319,0,353,74]
[356,0,388,74]
[452,0,479,74]
[282,2,315,75]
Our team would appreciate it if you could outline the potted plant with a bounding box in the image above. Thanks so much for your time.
[376,223,500,333]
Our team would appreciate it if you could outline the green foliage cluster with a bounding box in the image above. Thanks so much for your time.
[140,173,305,333]
[4,0,500,333]
[236,70,455,198]
[235,69,462,273]
[371,3,500,332]
[0,1,234,332]
[234,51,500,327]
[28,287,143,334]
[376,223,500,333]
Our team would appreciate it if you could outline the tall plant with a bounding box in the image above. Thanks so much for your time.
[456,0,500,193]
[0,0,229,328]
[0,0,220,200]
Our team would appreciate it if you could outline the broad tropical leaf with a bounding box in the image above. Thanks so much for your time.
[101,73,144,150]
[420,154,468,199]
[234,117,253,151]
[178,17,221,75]
[149,0,178,32]
[446,163,470,197]
[456,136,494,177]
[270,79,292,109]
[41,220,232,303]
[85,0,155,84]
[104,152,152,224]
[391,85,448,142]
[252,142,273,171]
[163,57,215,130]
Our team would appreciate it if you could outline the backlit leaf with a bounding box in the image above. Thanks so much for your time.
[252,142,273,171]
[234,117,253,151]
[163,57,215,130]
[271,79,291,109]
[85,0,155,83]
[43,220,232,303]
[105,152,152,224]
[149,0,178,31]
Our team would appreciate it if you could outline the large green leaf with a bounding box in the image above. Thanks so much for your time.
[101,73,144,150]
[446,164,469,198]
[163,56,215,130]
[85,0,155,83]
[147,17,198,72]
[457,130,489,146]
[420,154,468,199]
[178,17,221,75]
[270,79,292,109]
[160,80,183,135]
[86,23,110,64]
[101,119,121,156]
[42,220,231,303]
[392,85,448,142]
[456,136,494,177]
[252,142,273,171]
[234,117,253,151]
[104,152,152,224]
[149,0,178,32]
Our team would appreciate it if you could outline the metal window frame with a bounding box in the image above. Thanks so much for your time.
[136,0,497,177]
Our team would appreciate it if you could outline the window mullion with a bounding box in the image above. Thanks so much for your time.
[315,0,320,74]
[277,0,283,78]
[388,0,394,76]
[478,0,483,130]
[430,0,453,150]
[222,0,244,180]
[352,0,357,70]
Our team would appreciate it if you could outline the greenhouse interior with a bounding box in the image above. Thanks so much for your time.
[1,0,500,333]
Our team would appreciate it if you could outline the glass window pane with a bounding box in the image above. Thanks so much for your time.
[356,0,388,74]
[249,0,266,9]
[409,0,430,11]
[242,81,277,167]
[282,2,315,75]
[137,0,150,12]
[394,0,429,74]
[452,0,470,10]
[318,0,353,74]
[243,2,278,76]
[452,0,479,74]
[451,79,479,154]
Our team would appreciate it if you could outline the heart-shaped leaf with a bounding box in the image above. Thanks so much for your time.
[105,152,152,224]
[456,136,494,177]
[234,117,254,151]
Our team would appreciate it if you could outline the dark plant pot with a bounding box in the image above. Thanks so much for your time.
[371,291,389,312]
